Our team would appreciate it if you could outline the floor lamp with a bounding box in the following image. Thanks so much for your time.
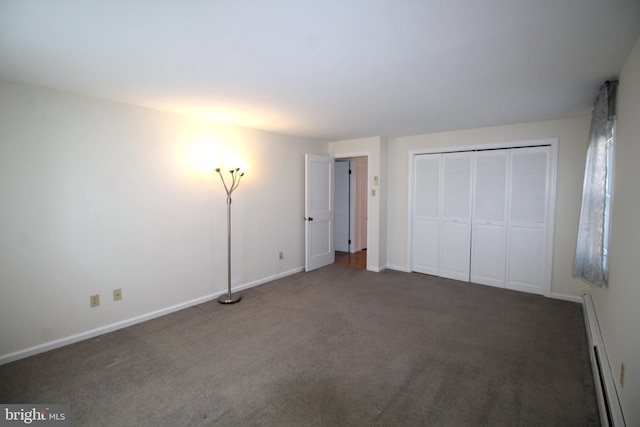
[216,164,246,304]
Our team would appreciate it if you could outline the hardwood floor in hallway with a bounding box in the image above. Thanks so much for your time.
[335,249,367,270]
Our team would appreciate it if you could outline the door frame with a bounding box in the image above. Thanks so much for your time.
[334,153,370,269]
[334,159,351,253]
[408,138,558,297]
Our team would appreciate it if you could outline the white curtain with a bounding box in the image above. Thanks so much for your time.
[573,82,617,287]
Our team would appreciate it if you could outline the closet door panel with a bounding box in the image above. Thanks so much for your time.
[471,224,506,287]
[412,154,441,275]
[471,151,508,287]
[440,221,471,281]
[506,146,549,295]
[412,220,440,275]
[509,149,548,224]
[507,226,545,294]
[440,153,472,281]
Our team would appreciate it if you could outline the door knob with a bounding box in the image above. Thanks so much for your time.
[305,217,314,221]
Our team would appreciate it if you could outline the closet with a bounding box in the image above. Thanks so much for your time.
[411,143,554,296]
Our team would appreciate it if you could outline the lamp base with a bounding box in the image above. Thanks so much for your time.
[217,294,241,304]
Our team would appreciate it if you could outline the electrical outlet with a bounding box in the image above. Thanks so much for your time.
[620,363,625,387]
[90,294,100,308]
[113,288,122,301]
[278,251,284,260]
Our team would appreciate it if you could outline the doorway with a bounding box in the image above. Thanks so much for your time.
[335,157,368,269]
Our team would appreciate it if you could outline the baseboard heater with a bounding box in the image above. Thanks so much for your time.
[582,292,625,426]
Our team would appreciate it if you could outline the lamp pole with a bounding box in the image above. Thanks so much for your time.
[216,167,244,304]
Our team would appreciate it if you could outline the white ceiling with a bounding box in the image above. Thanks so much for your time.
[1,1,639,141]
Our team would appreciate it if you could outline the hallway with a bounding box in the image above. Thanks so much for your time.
[335,249,367,270]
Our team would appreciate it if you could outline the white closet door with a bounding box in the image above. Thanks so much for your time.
[439,152,472,281]
[506,146,550,294]
[471,150,508,287]
[412,154,441,275]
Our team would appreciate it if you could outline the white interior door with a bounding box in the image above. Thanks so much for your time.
[334,161,349,252]
[471,150,508,287]
[305,154,335,271]
[439,152,473,281]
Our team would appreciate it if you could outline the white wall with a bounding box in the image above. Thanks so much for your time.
[386,116,591,300]
[590,35,640,427]
[0,80,326,362]
[328,137,387,271]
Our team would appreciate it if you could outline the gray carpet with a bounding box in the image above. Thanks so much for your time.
[1,264,599,426]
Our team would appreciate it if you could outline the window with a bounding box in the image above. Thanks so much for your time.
[573,81,617,287]
[602,124,614,274]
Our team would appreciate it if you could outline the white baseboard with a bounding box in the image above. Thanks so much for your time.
[0,267,304,366]
[550,292,582,303]
[232,267,304,292]
[386,264,412,273]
